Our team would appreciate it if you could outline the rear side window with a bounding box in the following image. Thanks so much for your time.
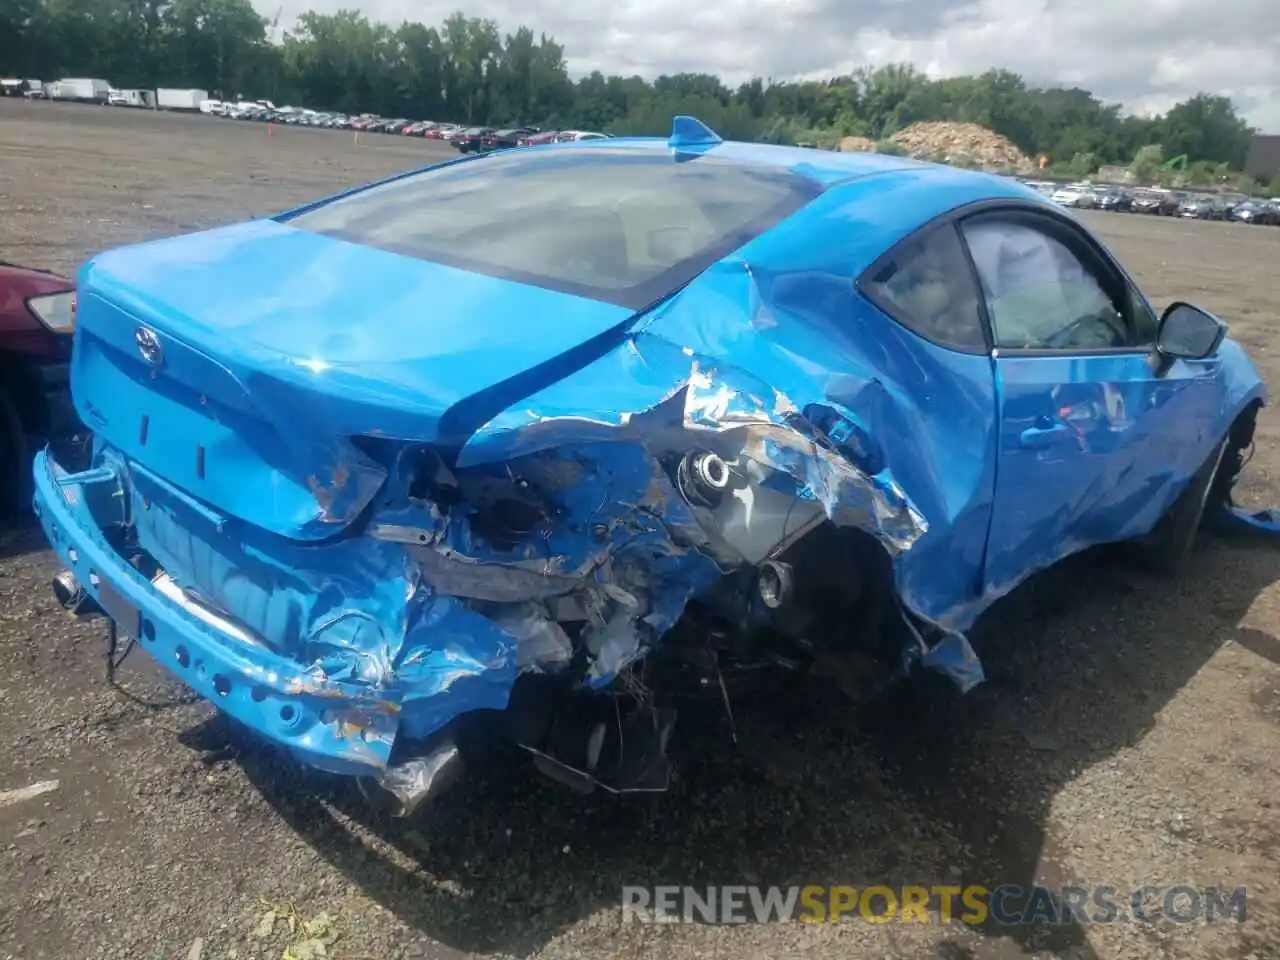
[862,223,988,352]
[283,147,820,309]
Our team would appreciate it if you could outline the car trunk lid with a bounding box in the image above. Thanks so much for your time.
[71,218,637,539]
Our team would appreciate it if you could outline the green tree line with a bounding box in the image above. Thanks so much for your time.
[1,0,1258,169]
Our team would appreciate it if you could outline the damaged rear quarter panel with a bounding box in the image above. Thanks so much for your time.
[459,173,1004,632]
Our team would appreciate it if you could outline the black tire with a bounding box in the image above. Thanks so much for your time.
[0,385,32,517]
[1141,436,1228,575]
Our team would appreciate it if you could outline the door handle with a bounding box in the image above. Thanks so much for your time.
[1019,421,1069,449]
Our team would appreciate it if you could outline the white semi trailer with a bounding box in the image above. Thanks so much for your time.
[52,78,110,102]
[156,88,209,111]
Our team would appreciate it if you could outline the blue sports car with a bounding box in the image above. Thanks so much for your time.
[33,117,1271,814]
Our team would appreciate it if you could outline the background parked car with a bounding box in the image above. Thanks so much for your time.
[555,130,610,142]
[0,263,81,513]
[449,126,495,152]
[1050,184,1094,208]
[424,123,461,140]
[1178,194,1221,219]
[1019,180,1057,198]
[1218,193,1248,218]
[480,127,538,150]
[1230,200,1279,225]
[518,130,561,146]
[1131,189,1179,215]
[1095,188,1133,212]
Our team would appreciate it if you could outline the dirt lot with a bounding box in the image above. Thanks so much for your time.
[1,99,1279,960]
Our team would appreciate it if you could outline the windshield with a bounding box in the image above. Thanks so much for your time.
[284,147,820,308]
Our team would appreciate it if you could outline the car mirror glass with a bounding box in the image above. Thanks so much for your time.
[1157,302,1226,359]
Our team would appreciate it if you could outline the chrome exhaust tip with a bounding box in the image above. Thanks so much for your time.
[51,569,84,611]
[757,559,795,610]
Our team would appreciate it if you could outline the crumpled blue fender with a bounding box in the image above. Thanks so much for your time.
[458,248,995,689]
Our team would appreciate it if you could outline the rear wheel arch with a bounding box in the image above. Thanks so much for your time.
[1139,398,1264,575]
[1207,397,1263,510]
[0,352,53,513]
[0,352,50,439]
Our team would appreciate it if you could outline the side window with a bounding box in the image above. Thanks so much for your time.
[961,217,1130,351]
[862,223,987,351]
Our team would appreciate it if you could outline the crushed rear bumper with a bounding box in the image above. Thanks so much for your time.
[31,448,404,777]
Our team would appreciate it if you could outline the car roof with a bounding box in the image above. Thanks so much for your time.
[287,117,1052,289]
[542,135,1008,185]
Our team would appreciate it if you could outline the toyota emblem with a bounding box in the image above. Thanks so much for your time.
[135,327,163,367]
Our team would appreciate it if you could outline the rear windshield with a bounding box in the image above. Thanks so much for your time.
[283,146,821,309]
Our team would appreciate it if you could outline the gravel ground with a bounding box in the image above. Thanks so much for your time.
[1,99,1278,960]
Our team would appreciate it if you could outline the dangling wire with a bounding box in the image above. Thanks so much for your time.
[713,652,737,745]
[104,620,138,686]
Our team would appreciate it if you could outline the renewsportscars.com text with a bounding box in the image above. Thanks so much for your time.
[620,884,1247,925]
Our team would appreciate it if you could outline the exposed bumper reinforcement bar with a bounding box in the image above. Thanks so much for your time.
[32,448,404,779]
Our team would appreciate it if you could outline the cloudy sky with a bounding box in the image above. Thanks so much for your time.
[258,0,1280,130]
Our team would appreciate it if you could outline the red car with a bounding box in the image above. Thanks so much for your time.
[517,130,561,147]
[479,127,538,151]
[423,123,460,140]
[0,263,81,512]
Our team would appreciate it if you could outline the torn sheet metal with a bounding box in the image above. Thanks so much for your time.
[371,739,464,817]
[1209,504,1280,538]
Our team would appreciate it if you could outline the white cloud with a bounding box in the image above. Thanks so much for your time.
[257,0,1280,130]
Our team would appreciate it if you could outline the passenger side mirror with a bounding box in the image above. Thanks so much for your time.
[1157,302,1226,360]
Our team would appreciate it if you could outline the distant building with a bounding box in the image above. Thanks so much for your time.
[1245,135,1280,182]
[1096,164,1134,184]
